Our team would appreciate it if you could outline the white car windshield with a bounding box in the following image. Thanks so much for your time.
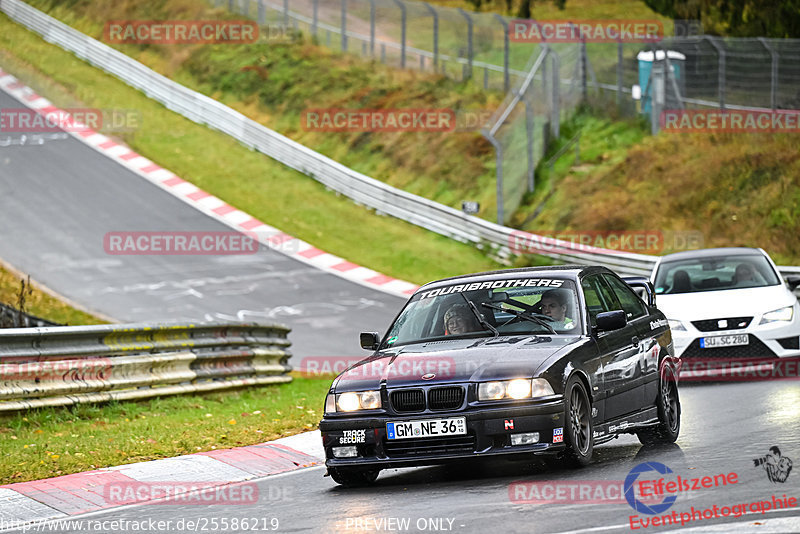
[654,254,781,294]
[382,278,580,348]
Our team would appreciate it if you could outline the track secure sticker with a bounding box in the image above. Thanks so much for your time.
[339,429,366,444]
[553,428,564,443]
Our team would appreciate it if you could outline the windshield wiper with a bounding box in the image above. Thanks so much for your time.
[460,293,499,337]
[481,302,557,334]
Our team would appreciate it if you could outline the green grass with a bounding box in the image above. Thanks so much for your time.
[0,11,506,286]
[0,376,330,484]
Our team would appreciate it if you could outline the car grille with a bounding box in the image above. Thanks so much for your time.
[682,335,776,359]
[390,389,425,413]
[691,316,752,332]
[428,387,464,410]
[383,434,476,458]
[390,387,465,412]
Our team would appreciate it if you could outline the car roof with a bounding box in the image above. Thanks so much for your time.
[658,247,764,263]
[416,264,610,291]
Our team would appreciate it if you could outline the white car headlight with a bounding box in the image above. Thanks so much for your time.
[760,306,794,325]
[668,319,686,332]
[334,391,382,412]
[478,378,554,401]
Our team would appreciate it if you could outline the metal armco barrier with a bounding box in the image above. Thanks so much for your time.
[2,0,799,280]
[0,322,291,411]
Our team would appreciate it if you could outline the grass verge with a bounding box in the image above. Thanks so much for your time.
[0,376,331,484]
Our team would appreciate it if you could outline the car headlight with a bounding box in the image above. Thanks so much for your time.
[332,391,382,412]
[668,319,686,331]
[478,378,554,401]
[760,306,794,325]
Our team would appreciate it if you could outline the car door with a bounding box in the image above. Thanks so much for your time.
[581,274,643,421]
[603,274,661,408]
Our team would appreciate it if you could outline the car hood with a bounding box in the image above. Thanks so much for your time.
[655,284,795,322]
[333,335,583,391]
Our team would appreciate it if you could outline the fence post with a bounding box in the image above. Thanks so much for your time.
[482,131,504,225]
[423,2,439,73]
[523,94,535,192]
[758,37,778,110]
[369,0,376,56]
[341,0,348,52]
[257,0,265,25]
[494,14,510,92]
[312,0,319,37]
[616,40,623,106]
[242,0,249,17]
[550,49,560,140]
[391,0,407,68]
[283,0,289,26]
[458,8,474,79]
[705,36,725,110]
[228,0,234,12]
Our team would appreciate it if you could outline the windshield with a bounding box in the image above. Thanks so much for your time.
[654,254,781,294]
[382,278,581,347]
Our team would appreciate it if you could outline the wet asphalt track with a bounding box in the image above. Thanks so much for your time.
[0,89,402,364]
[1,86,800,534]
[7,380,800,534]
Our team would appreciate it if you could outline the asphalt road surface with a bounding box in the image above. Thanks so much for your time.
[0,88,403,363]
[7,380,798,534]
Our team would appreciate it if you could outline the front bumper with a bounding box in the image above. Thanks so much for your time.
[320,400,565,469]
[672,320,800,360]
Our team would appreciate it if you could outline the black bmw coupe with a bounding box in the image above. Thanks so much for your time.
[319,265,681,486]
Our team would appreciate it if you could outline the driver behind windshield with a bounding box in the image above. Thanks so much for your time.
[539,289,575,330]
[443,304,480,335]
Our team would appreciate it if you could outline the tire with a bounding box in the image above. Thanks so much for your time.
[560,375,593,468]
[637,366,681,445]
[328,467,380,487]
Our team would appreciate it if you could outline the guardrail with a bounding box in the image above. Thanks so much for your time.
[2,0,798,280]
[0,321,291,411]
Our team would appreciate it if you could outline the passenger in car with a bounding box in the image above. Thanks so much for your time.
[443,304,480,335]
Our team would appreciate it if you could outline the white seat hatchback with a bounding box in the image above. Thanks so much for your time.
[650,247,800,362]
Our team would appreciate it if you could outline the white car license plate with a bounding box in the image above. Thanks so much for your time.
[700,334,749,348]
[386,417,466,440]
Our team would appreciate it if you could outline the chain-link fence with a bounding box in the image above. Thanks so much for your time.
[214,0,800,223]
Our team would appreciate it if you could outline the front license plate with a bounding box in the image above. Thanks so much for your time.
[700,334,749,348]
[386,417,466,440]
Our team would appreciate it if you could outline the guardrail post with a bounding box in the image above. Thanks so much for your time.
[423,2,439,73]
[705,36,726,110]
[458,8,474,79]
[242,0,249,17]
[522,92,535,192]
[312,0,319,37]
[391,0,407,68]
[550,48,560,140]
[494,14,510,92]
[341,0,348,52]
[283,0,289,26]
[228,0,234,13]
[758,38,778,110]
[369,0,376,56]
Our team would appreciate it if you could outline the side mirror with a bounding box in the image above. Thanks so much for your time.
[622,276,656,307]
[786,275,800,292]
[360,332,380,350]
[596,310,627,331]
